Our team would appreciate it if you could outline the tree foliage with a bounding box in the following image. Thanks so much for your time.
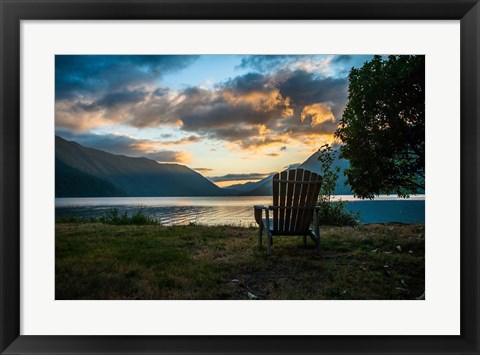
[317,144,340,204]
[335,55,425,198]
[317,144,359,226]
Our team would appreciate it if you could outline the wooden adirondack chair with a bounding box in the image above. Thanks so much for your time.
[254,168,323,254]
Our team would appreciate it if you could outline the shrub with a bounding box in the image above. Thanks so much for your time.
[99,207,159,225]
[317,201,359,227]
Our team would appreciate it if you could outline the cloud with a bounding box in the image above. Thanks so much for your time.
[267,153,279,157]
[193,168,213,174]
[237,55,336,75]
[332,55,352,64]
[160,135,202,146]
[57,70,347,150]
[56,86,182,131]
[56,56,349,152]
[300,103,336,126]
[238,55,305,72]
[141,151,191,163]
[277,69,347,106]
[79,89,148,111]
[167,70,345,150]
[209,172,271,182]
[55,55,199,100]
[56,131,191,163]
[55,56,197,131]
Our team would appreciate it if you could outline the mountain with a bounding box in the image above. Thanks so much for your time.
[233,150,352,196]
[55,136,234,197]
[56,158,128,197]
[237,175,274,196]
[298,151,352,195]
[223,180,258,193]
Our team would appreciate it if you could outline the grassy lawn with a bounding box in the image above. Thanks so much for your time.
[56,223,424,300]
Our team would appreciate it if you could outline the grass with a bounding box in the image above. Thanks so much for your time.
[55,222,425,300]
[99,207,159,225]
[56,207,159,225]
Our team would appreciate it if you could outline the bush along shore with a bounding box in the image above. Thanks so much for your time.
[56,220,424,300]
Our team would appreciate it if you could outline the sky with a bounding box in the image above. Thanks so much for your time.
[55,54,373,187]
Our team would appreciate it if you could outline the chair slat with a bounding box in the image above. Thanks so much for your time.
[255,168,323,253]
[273,179,320,184]
[272,173,279,233]
[284,169,296,232]
[290,169,304,233]
[295,170,311,232]
[300,172,319,233]
[278,170,288,232]
[268,206,314,210]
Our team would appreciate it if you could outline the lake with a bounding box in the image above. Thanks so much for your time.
[55,195,425,226]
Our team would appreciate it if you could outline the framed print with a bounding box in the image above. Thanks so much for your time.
[1,0,479,354]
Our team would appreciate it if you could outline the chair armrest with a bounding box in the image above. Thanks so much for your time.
[254,205,269,225]
[254,205,269,210]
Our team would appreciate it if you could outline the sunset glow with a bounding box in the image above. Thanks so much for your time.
[55,55,373,186]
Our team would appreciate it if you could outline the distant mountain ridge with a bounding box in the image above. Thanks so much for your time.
[56,158,128,197]
[56,136,353,198]
[226,151,352,196]
[55,136,234,197]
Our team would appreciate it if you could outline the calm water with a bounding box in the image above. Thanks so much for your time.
[55,195,425,226]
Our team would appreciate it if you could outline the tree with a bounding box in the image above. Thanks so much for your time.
[316,144,359,226]
[317,144,339,205]
[335,55,425,199]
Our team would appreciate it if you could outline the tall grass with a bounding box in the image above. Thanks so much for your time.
[99,207,159,225]
[57,207,160,225]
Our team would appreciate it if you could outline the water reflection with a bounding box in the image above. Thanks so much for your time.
[56,196,425,226]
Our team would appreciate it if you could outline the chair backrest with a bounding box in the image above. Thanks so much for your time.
[271,168,323,235]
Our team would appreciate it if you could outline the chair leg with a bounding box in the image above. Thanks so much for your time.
[266,230,272,254]
[308,230,321,255]
[314,211,320,254]
[258,225,263,248]
[265,210,272,254]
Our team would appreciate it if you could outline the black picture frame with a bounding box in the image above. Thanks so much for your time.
[1,1,479,354]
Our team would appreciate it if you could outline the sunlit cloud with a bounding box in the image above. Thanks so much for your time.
[194,168,213,174]
[55,54,373,179]
[142,150,192,163]
[209,172,271,182]
[56,131,192,163]
[56,60,348,153]
[301,103,336,126]
[160,135,202,146]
